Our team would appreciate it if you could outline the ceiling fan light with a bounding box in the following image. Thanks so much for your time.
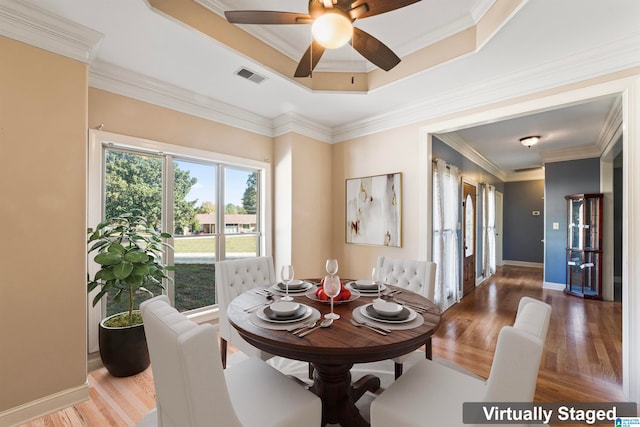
[520,135,540,148]
[311,12,353,49]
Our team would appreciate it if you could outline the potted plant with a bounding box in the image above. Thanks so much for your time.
[87,211,174,377]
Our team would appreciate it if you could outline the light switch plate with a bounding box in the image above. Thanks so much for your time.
[553,222,559,230]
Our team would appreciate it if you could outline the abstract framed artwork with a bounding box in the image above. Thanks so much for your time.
[346,172,402,247]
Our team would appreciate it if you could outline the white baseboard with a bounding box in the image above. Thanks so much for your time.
[543,282,566,291]
[88,351,103,372]
[0,383,89,427]
[503,260,544,269]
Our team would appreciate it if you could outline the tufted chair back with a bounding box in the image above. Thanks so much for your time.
[376,256,436,300]
[375,256,437,378]
[215,256,275,366]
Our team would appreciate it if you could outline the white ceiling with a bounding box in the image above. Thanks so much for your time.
[18,0,640,179]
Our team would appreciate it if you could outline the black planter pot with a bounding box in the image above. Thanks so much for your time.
[99,311,150,377]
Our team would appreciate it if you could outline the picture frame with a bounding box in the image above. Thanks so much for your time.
[346,172,402,247]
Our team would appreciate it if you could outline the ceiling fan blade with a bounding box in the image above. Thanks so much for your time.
[351,27,400,71]
[294,41,327,77]
[224,11,312,25]
[349,0,421,19]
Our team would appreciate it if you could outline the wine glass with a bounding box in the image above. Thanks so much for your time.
[323,274,341,319]
[371,266,384,303]
[325,259,338,276]
[281,264,294,302]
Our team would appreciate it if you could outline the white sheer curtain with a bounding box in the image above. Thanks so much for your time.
[482,184,496,277]
[433,159,460,311]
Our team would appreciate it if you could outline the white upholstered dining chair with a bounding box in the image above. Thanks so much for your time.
[514,296,551,341]
[138,295,321,427]
[215,256,276,368]
[376,256,437,378]
[370,296,551,427]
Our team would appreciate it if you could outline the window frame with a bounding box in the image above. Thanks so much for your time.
[87,130,271,353]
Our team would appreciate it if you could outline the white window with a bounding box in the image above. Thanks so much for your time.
[88,130,271,352]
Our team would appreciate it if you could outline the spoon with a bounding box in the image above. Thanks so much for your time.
[298,317,333,337]
[288,320,318,334]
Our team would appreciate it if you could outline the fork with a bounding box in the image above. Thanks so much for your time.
[383,289,402,298]
[349,318,388,335]
[243,294,274,312]
[255,288,274,296]
[392,297,428,313]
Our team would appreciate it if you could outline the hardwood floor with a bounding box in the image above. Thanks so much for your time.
[21,265,624,426]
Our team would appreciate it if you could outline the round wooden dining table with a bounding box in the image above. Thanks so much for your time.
[227,282,441,427]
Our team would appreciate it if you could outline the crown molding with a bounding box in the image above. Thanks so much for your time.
[436,133,507,181]
[273,113,333,144]
[332,31,640,142]
[0,0,103,64]
[597,96,623,154]
[89,60,332,143]
[539,145,602,164]
[471,0,498,22]
[195,0,303,64]
[89,60,274,137]
[503,168,544,182]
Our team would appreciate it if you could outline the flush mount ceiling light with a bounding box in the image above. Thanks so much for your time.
[520,135,541,148]
[311,11,353,49]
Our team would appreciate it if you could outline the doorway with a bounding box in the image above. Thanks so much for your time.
[462,179,477,295]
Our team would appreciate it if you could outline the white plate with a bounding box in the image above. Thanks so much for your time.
[280,279,305,289]
[359,304,417,324]
[305,288,360,304]
[355,280,377,289]
[272,281,313,293]
[347,282,386,294]
[257,305,312,323]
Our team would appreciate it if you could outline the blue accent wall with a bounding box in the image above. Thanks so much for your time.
[544,158,601,284]
[503,180,545,263]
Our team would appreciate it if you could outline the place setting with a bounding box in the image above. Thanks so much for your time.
[250,300,321,331]
[247,264,321,331]
[269,264,314,300]
[345,266,394,298]
[352,299,424,331]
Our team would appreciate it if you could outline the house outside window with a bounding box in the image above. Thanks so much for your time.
[87,130,271,353]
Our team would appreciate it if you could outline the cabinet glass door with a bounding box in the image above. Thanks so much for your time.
[568,198,584,249]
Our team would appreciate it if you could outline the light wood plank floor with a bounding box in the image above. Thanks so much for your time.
[21,265,625,426]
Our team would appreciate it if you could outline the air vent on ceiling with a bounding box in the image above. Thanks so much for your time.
[235,67,266,84]
[514,166,543,173]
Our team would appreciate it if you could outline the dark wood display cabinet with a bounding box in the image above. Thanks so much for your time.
[565,193,603,299]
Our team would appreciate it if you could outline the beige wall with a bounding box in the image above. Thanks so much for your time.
[89,88,273,163]
[291,133,332,278]
[0,37,88,412]
[274,133,332,279]
[332,126,424,280]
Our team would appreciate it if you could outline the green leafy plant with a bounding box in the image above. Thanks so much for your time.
[87,212,175,327]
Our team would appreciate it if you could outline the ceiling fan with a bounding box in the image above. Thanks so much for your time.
[224,0,422,77]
